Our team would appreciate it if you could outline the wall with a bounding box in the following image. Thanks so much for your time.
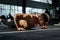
[0,0,23,6]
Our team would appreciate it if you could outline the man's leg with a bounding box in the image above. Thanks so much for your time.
[17,20,28,31]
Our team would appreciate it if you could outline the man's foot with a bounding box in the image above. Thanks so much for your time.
[17,28,26,31]
[41,26,48,29]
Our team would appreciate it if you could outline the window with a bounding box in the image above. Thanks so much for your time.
[2,4,10,9]
[0,10,2,16]
[31,8,38,13]
[0,4,2,8]
[26,7,32,14]
[48,0,52,4]
[0,4,22,17]
[15,6,18,13]
[32,0,52,4]
[2,10,7,16]
[17,6,22,13]
[26,7,45,14]
[50,9,55,18]
[37,9,45,13]
[32,0,40,2]
[40,0,47,3]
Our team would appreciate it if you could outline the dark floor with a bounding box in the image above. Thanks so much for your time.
[0,25,60,40]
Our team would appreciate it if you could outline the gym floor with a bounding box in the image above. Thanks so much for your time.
[0,25,60,40]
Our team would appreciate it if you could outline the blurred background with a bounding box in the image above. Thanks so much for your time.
[0,0,60,31]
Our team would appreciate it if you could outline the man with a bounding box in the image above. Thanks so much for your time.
[14,13,50,31]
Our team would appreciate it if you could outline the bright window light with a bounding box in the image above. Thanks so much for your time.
[26,7,45,14]
[26,7,32,14]
[32,0,52,4]
[0,4,22,17]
